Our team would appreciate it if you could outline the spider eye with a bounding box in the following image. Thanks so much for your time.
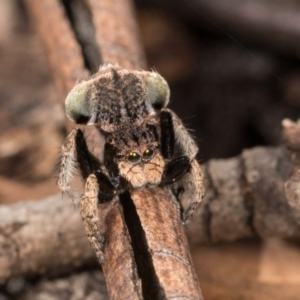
[127,152,141,163]
[143,148,154,160]
[116,153,125,160]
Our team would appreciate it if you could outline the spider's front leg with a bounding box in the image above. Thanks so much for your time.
[57,129,79,201]
[178,159,205,225]
[159,109,205,225]
[80,173,105,264]
[57,128,119,264]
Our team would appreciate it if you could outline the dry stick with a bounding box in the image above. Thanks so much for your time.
[87,0,146,69]
[130,188,203,299]
[188,145,300,245]
[23,0,203,299]
[1,144,300,284]
[23,0,88,130]
[0,194,95,284]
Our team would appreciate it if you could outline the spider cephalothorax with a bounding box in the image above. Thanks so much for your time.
[57,64,205,263]
[65,64,170,132]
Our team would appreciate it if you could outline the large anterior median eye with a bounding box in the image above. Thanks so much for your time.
[143,148,154,161]
[127,152,141,163]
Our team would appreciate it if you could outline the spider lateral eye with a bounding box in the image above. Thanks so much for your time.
[143,148,154,160]
[116,153,125,160]
[127,152,141,163]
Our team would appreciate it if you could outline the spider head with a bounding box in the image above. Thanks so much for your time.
[105,125,165,189]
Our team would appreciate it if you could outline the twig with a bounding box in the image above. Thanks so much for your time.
[24,0,88,129]
[87,0,146,69]
[130,188,203,299]
[0,194,95,284]
[188,144,300,244]
[1,142,300,284]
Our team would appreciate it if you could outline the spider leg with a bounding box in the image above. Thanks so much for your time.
[80,174,105,264]
[159,109,205,224]
[161,156,205,225]
[57,129,79,201]
[161,156,190,185]
[178,159,205,225]
[77,134,126,264]
[58,129,123,264]
[159,110,192,184]
[160,110,175,159]
[161,108,198,159]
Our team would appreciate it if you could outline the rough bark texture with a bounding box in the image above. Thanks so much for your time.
[87,0,146,69]
[187,146,300,244]
[131,188,203,299]
[0,194,95,284]
[2,144,300,285]
[100,201,143,300]
[24,0,88,104]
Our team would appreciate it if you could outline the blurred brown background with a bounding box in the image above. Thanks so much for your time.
[1,0,300,299]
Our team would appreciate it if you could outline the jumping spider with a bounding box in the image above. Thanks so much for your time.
[57,64,205,263]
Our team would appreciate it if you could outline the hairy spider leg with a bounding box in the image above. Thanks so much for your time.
[160,109,205,225]
[57,129,80,201]
[159,110,191,185]
[57,128,100,198]
[161,156,191,185]
[75,129,101,180]
[57,128,122,264]
[160,110,175,159]
[75,129,119,203]
[159,110,192,184]
[163,108,198,158]
[178,159,205,225]
[80,174,105,264]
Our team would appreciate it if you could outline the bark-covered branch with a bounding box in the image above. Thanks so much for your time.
[188,145,300,244]
[2,143,300,285]
[0,194,95,284]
